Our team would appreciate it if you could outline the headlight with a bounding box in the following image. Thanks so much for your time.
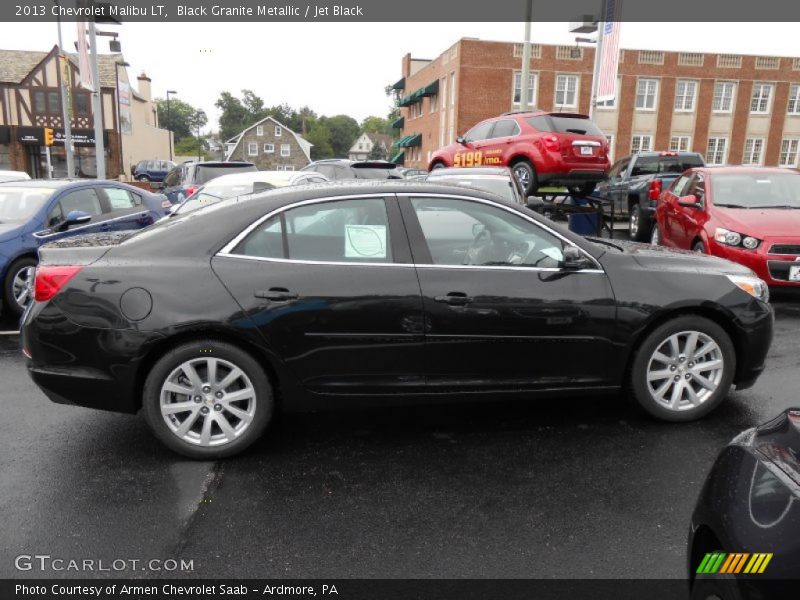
[714,228,761,250]
[726,274,770,303]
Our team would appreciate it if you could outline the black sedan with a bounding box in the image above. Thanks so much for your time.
[688,409,800,600]
[22,181,773,458]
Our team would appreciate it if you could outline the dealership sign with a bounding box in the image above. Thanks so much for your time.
[16,127,108,147]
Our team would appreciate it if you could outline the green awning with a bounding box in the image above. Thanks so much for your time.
[403,133,422,148]
[393,135,410,148]
[390,150,405,165]
[397,95,414,107]
[421,79,439,96]
[391,77,405,91]
[411,89,425,101]
[391,116,404,129]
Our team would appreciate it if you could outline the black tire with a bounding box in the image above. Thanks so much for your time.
[567,182,597,198]
[629,204,650,242]
[511,160,537,196]
[650,223,661,246]
[430,162,445,170]
[2,256,37,318]
[693,241,706,253]
[137,175,151,182]
[142,340,273,459]
[629,316,736,422]
[691,574,744,600]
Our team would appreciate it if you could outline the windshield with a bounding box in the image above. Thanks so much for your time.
[195,164,257,184]
[428,176,520,203]
[0,187,55,222]
[712,172,800,209]
[177,181,279,214]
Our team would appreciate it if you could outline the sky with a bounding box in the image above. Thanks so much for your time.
[2,21,800,133]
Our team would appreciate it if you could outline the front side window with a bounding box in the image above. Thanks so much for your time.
[233,198,392,263]
[635,78,658,110]
[59,188,103,217]
[409,197,567,268]
[671,174,693,197]
[463,122,493,143]
[554,75,578,108]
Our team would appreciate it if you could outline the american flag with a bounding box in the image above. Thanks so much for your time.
[75,19,94,91]
[596,0,623,102]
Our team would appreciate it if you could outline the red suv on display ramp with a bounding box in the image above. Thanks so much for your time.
[428,110,610,197]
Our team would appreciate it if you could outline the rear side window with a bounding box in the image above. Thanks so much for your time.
[526,115,604,136]
[489,119,520,138]
[233,198,392,263]
[630,156,705,177]
[103,187,141,210]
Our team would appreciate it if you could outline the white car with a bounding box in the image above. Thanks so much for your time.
[0,170,31,183]
[169,170,330,218]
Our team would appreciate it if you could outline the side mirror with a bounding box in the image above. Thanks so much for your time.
[456,136,467,145]
[58,210,92,231]
[562,246,593,270]
[678,194,701,208]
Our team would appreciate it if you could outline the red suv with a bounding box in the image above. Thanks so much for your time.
[428,111,610,196]
[653,166,800,288]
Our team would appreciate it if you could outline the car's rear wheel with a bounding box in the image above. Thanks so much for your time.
[650,223,661,246]
[511,160,536,196]
[630,316,735,422]
[629,204,649,241]
[3,256,37,317]
[142,340,273,459]
[430,162,445,170]
[137,175,151,182]
[567,183,596,198]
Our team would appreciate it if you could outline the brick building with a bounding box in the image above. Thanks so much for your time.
[392,38,800,169]
[224,116,312,170]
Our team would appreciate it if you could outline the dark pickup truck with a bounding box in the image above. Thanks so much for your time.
[594,151,705,240]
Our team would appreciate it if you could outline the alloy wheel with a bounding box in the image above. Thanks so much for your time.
[160,357,257,447]
[12,266,36,310]
[630,210,639,238]
[646,331,724,412]
[513,165,530,188]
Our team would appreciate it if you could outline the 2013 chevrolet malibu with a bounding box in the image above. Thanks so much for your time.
[22,181,774,458]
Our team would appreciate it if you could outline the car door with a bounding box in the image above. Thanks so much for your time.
[398,193,618,390]
[658,172,692,247]
[211,195,426,395]
[37,185,107,241]
[672,173,707,249]
[595,157,630,212]
[453,122,493,168]
[96,185,157,231]
[485,118,522,167]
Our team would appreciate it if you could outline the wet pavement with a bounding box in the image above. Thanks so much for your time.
[1,300,799,579]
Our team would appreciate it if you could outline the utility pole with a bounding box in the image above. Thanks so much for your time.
[588,0,608,120]
[519,0,533,111]
[55,1,75,178]
[88,20,106,179]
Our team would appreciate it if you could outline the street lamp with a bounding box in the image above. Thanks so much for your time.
[114,60,130,180]
[166,90,177,161]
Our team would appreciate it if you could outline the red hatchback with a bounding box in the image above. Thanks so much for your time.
[653,166,800,288]
[428,111,610,197]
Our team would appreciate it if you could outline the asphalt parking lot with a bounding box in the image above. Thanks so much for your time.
[1,297,799,580]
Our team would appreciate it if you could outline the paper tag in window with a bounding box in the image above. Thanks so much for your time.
[344,224,387,259]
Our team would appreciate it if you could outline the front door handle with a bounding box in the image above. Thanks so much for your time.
[434,292,473,306]
[254,287,298,301]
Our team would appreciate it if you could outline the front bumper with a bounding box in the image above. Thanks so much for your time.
[710,237,800,288]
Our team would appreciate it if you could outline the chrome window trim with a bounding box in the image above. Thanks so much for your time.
[33,210,151,239]
[217,191,604,273]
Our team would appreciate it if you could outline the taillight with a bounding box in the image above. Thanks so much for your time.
[34,265,83,302]
[184,185,198,198]
[542,135,560,152]
[648,179,662,200]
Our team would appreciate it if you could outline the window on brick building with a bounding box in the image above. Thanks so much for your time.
[674,80,697,112]
[596,78,619,109]
[635,79,658,110]
[750,83,773,114]
[779,139,800,167]
[713,81,736,112]
[787,85,800,114]
[512,71,538,106]
[554,74,578,108]
[669,136,691,152]
[742,138,764,165]
[706,138,728,165]
[275,126,282,137]
[631,135,653,153]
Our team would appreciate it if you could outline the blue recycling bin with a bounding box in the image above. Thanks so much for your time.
[567,211,599,235]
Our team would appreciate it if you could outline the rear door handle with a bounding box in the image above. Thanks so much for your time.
[254,287,298,301]
[434,292,473,306]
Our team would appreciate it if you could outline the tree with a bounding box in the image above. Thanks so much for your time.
[215,92,250,142]
[174,136,209,159]
[155,97,202,141]
[368,142,388,161]
[319,114,359,158]
[306,121,333,159]
[360,116,391,136]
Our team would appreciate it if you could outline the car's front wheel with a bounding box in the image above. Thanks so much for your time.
[511,160,536,196]
[142,340,274,459]
[2,256,37,317]
[630,316,735,422]
[137,175,151,182]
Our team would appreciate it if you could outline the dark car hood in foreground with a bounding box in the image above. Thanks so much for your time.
[592,238,754,277]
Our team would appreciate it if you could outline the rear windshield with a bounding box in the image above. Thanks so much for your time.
[352,168,402,180]
[526,115,604,136]
[630,155,704,177]
[195,164,257,184]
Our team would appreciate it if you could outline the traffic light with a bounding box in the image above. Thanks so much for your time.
[43,127,54,147]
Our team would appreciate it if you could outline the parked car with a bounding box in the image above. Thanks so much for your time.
[0,170,31,183]
[302,159,403,180]
[131,160,176,183]
[424,166,526,205]
[653,167,800,288]
[0,180,169,316]
[161,161,257,204]
[398,167,428,178]
[171,170,330,216]
[22,181,772,458]
[594,151,705,241]
[688,408,800,600]
[428,111,610,197]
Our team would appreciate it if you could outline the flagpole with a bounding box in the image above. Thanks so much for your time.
[55,0,75,178]
[88,20,106,180]
[519,0,533,111]
[589,0,608,120]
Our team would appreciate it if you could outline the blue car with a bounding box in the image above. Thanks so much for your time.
[0,180,169,317]
[132,159,176,183]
